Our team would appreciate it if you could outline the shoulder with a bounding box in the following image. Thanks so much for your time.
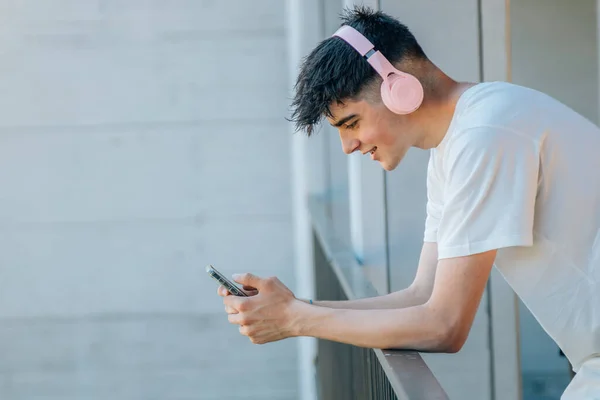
[442,126,540,182]
[448,126,537,158]
[457,81,540,114]
[451,81,552,135]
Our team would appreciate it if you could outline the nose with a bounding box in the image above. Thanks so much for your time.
[342,138,360,155]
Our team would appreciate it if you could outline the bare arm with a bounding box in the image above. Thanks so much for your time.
[306,242,438,310]
[291,250,496,351]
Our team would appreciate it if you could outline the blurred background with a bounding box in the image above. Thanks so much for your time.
[0,0,596,400]
[0,0,297,399]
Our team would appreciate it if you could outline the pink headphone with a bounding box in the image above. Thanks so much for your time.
[333,25,424,114]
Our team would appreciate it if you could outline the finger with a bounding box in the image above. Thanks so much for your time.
[243,285,258,296]
[232,273,263,289]
[225,305,238,315]
[228,313,244,325]
[223,294,246,309]
[243,287,259,296]
[217,286,230,297]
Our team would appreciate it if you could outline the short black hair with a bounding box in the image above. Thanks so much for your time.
[289,6,427,136]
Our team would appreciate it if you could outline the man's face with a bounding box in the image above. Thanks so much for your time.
[327,97,414,171]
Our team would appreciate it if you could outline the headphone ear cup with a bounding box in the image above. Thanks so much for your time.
[380,73,424,114]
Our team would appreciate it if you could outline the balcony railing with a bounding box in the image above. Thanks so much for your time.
[309,195,449,400]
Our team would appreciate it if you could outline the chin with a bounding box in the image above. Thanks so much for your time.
[379,158,399,171]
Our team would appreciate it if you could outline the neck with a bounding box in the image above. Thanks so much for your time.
[409,65,476,149]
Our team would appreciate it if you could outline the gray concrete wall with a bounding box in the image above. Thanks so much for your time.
[511,0,598,125]
[0,1,297,399]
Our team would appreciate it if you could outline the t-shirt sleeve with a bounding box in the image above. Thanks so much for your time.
[437,128,540,259]
[424,152,443,243]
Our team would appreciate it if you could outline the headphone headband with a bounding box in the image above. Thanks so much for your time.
[333,25,397,80]
[333,25,375,56]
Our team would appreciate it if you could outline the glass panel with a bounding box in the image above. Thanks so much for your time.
[380,2,492,399]
[385,149,428,292]
[510,0,598,397]
[380,0,482,293]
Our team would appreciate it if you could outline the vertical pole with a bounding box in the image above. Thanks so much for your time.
[286,1,326,399]
[480,1,521,399]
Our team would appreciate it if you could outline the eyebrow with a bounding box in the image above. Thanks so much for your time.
[330,114,358,127]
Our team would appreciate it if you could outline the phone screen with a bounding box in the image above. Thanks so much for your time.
[206,265,248,297]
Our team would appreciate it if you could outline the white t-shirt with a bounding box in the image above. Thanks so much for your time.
[424,81,600,374]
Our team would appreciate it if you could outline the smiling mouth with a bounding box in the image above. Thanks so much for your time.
[364,146,377,155]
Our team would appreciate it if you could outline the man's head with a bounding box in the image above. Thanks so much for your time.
[290,6,448,171]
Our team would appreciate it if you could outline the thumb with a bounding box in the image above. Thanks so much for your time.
[232,273,263,288]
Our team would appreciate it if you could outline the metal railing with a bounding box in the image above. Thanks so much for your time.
[309,195,449,400]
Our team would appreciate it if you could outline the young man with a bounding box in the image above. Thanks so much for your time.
[217,6,600,398]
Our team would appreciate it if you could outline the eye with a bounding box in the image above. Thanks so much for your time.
[345,121,358,130]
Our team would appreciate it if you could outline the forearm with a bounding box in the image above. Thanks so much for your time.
[291,301,453,352]
[304,285,428,310]
[306,243,438,310]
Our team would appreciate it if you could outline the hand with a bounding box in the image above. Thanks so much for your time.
[217,284,258,315]
[222,273,301,344]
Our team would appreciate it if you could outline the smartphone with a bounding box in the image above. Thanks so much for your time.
[206,265,248,297]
